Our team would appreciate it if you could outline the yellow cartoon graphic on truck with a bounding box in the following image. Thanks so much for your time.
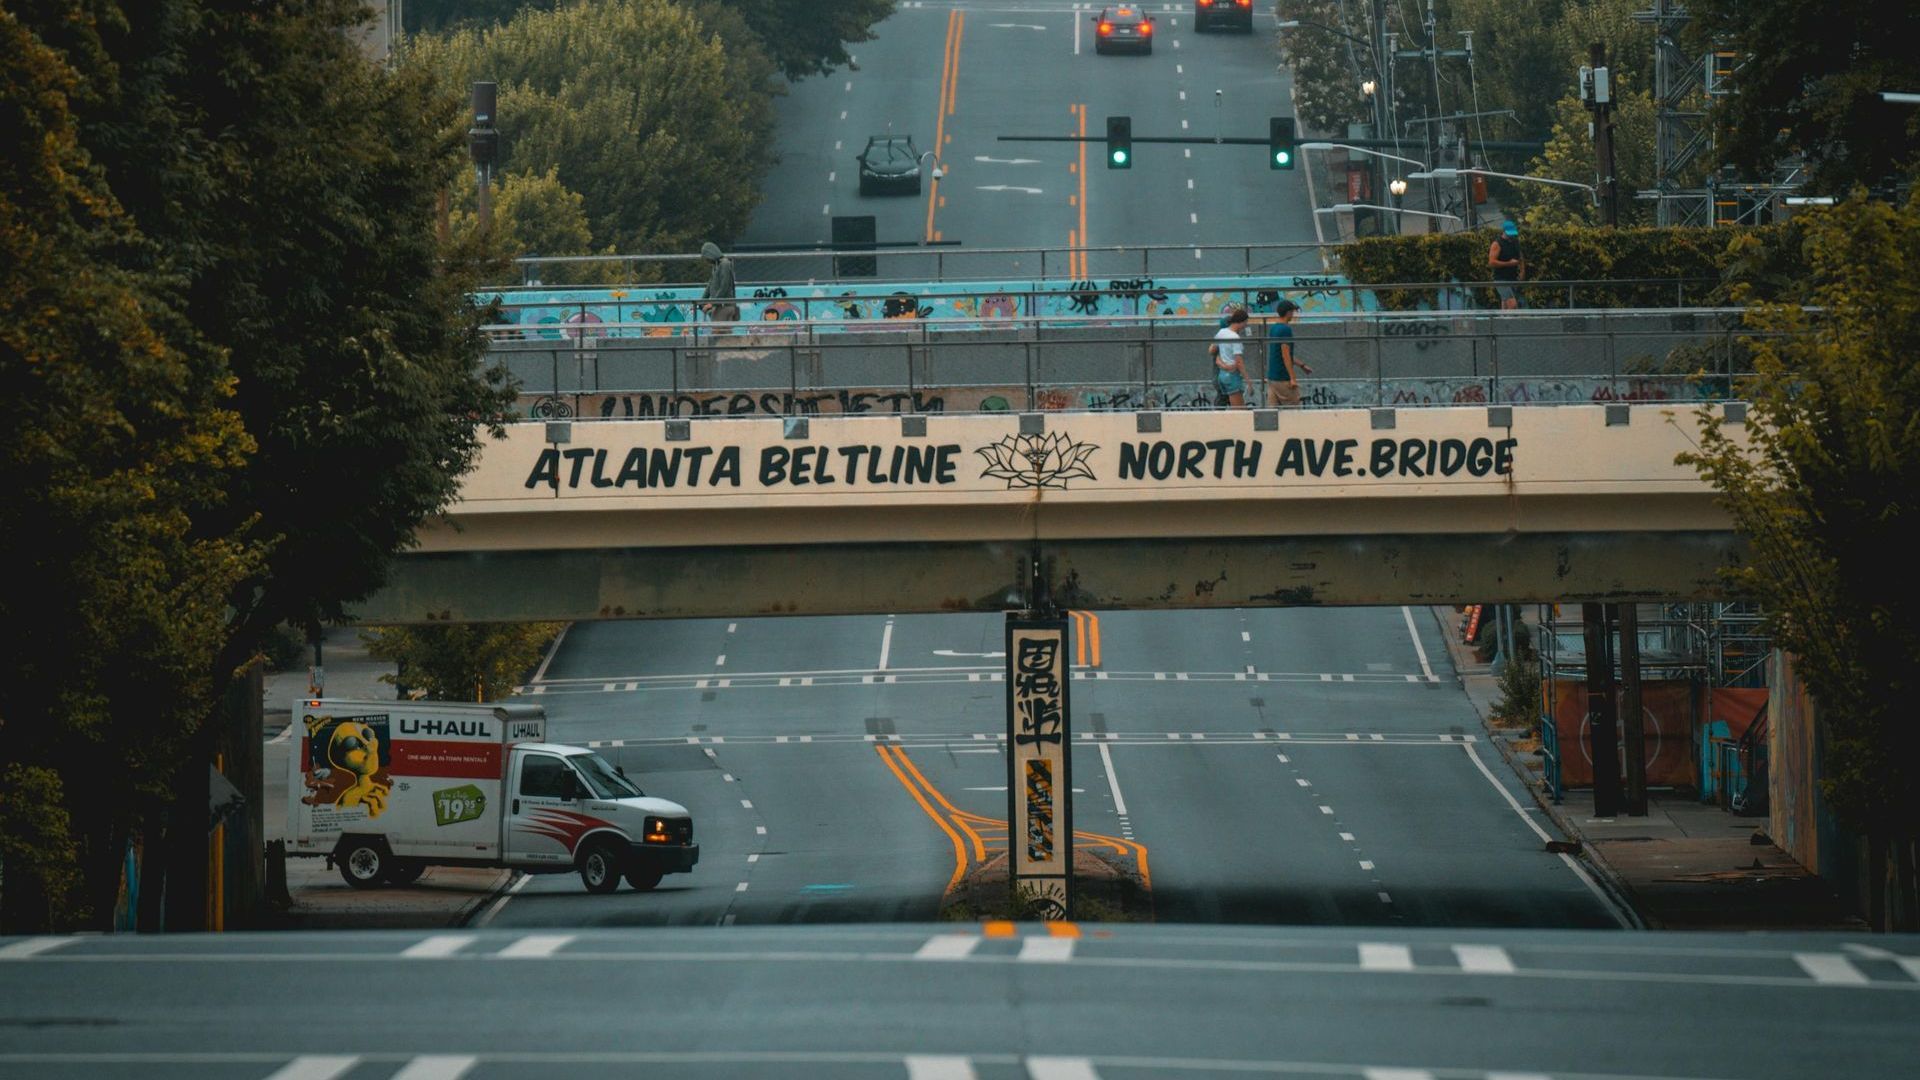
[300,712,393,820]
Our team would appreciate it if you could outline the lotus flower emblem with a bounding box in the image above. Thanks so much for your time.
[976,432,1099,490]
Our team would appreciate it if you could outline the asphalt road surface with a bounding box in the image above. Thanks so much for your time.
[739,0,1324,279]
[5,924,1919,1079]
[475,606,1623,931]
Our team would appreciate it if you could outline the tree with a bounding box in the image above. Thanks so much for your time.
[452,165,617,284]
[0,2,260,930]
[1680,195,1920,928]
[66,0,516,684]
[1687,0,1920,194]
[363,623,565,702]
[706,0,894,81]
[1275,0,1373,137]
[409,0,776,255]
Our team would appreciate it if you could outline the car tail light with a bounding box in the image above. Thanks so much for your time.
[1139,20,1151,33]
[1236,0,1251,6]
[1098,21,1112,33]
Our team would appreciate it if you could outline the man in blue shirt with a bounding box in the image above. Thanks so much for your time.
[1264,300,1312,406]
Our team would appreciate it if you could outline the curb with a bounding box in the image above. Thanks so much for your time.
[1424,606,1650,931]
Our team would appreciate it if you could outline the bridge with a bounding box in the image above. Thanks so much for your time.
[351,402,1744,623]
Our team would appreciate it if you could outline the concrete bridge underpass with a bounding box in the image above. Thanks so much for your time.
[349,404,1747,624]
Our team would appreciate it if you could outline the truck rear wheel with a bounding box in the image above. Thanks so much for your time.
[624,866,664,891]
[578,840,623,895]
[338,839,388,890]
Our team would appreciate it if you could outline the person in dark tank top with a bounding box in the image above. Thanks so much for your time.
[1488,219,1524,310]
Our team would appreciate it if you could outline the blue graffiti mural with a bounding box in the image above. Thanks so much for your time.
[480,273,1381,338]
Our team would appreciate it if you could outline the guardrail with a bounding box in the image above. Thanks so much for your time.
[488,308,1766,420]
[1540,709,1565,805]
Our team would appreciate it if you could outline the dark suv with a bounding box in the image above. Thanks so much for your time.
[1194,0,1255,33]
[1092,7,1154,54]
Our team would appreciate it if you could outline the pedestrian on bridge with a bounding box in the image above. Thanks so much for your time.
[700,241,740,325]
[1489,219,1525,311]
[1212,307,1249,407]
[1265,300,1312,407]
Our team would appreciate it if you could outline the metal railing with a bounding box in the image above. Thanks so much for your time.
[488,308,1767,420]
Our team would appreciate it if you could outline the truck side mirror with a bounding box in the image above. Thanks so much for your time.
[615,765,627,778]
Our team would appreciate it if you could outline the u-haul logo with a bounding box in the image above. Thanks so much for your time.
[507,719,546,742]
[398,717,493,738]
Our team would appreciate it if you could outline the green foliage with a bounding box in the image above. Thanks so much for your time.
[363,623,566,702]
[0,1,262,929]
[1492,656,1541,729]
[1687,0,1920,194]
[1275,0,1372,136]
[1338,222,1784,309]
[1680,194,1920,842]
[0,766,88,931]
[452,166,619,284]
[410,0,776,256]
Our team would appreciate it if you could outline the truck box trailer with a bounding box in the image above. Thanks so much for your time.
[288,699,697,893]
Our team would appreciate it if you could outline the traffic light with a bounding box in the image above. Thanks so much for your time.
[1269,116,1296,170]
[1106,115,1132,169]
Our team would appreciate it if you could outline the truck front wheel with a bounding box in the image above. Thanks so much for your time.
[624,866,664,891]
[338,839,388,890]
[578,840,624,894]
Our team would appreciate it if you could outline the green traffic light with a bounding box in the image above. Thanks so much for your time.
[1274,150,1291,167]
[1111,148,1129,166]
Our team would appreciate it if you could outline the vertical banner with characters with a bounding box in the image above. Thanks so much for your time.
[1006,614,1071,919]
[299,711,394,832]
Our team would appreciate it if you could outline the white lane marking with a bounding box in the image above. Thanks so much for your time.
[264,1057,360,1080]
[1461,742,1635,929]
[1319,805,1334,815]
[531,623,571,683]
[1378,891,1395,904]
[401,935,475,959]
[1401,605,1436,680]
[1189,212,1198,224]
[1240,631,1250,641]
[1454,944,1517,974]
[391,1056,480,1080]
[1181,118,1189,129]
[915,934,983,960]
[723,773,736,783]
[879,618,895,671]
[267,722,294,742]
[1019,937,1075,963]
[1295,778,1311,787]
[1178,89,1186,100]
[828,171,836,182]
[747,853,760,863]
[1796,952,1870,985]
[602,682,617,692]
[1359,943,1414,971]
[844,80,853,91]
[741,799,754,809]
[1027,1058,1101,1080]
[735,882,750,893]
[1340,832,1356,842]
[1346,734,1360,742]
[727,623,737,633]
[907,1055,979,1080]
[840,110,848,120]
[721,913,737,926]
[0,936,73,960]
[835,140,843,150]
[1485,1073,1555,1080]
[1276,754,1290,763]
[822,204,831,215]
[1184,148,1192,158]
[1363,1070,1434,1080]
[756,825,768,835]
[1098,741,1128,815]
[469,872,531,928]
[1320,673,1333,682]
[496,933,575,958]
[1342,674,1355,682]
[1176,63,1183,74]
[1359,860,1375,871]
[715,654,727,667]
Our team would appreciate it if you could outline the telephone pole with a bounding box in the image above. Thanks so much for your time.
[1583,43,1620,225]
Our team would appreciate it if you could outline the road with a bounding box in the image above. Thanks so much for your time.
[5,924,1920,1079]
[739,0,1325,279]
[476,606,1621,931]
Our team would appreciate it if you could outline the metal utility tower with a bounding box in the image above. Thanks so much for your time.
[1633,0,1713,226]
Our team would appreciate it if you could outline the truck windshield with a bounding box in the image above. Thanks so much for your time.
[570,751,643,799]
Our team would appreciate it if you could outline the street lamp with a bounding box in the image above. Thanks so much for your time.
[1275,19,1373,50]
[1299,142,1426,170]
[1410,167,1596,197]
[1361,79,1377,97]
[1389,178,1409,197]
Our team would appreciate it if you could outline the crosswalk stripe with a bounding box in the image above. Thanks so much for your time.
[496,933,575,959]
[915,934,982,960]
[1795,952,1870,984]
[906,1055,979,1080]
[400,934,474,958]
[1018,937,1075,963]
[391,1056,479,1080]
[1359,943,1414,971]
[1452,944,1516,974]
[1026,1057,1100,1080]
[262,1057,359,1080]
[0,936,72,960]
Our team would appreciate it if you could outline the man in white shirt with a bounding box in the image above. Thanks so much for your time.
[1211,307,1249,406]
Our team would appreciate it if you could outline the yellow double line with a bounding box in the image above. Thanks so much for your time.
[1068,103,1089,280]
[925,8,965,242]
[1068,609,1102,668]
[877,743,1150,897]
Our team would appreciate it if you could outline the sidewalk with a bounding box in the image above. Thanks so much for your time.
[261,626,512,929]
[1429,606,1864,931]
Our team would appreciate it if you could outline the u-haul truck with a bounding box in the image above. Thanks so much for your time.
[288,699,698,893]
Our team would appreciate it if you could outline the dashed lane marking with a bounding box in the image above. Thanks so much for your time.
[0,937,72,960]
[400,935,474,959]
[1359,943,1414,971]
[263,1057,360,1080]
[1796,953,1871,985]
[1453,944,1517,974]
[914,933,983,960]
[1027,1058,1101,1080]
[390,1056,479,1080]
[1019,936,1075,963]
[495,934,574,959]
[906,1055,979,1080]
